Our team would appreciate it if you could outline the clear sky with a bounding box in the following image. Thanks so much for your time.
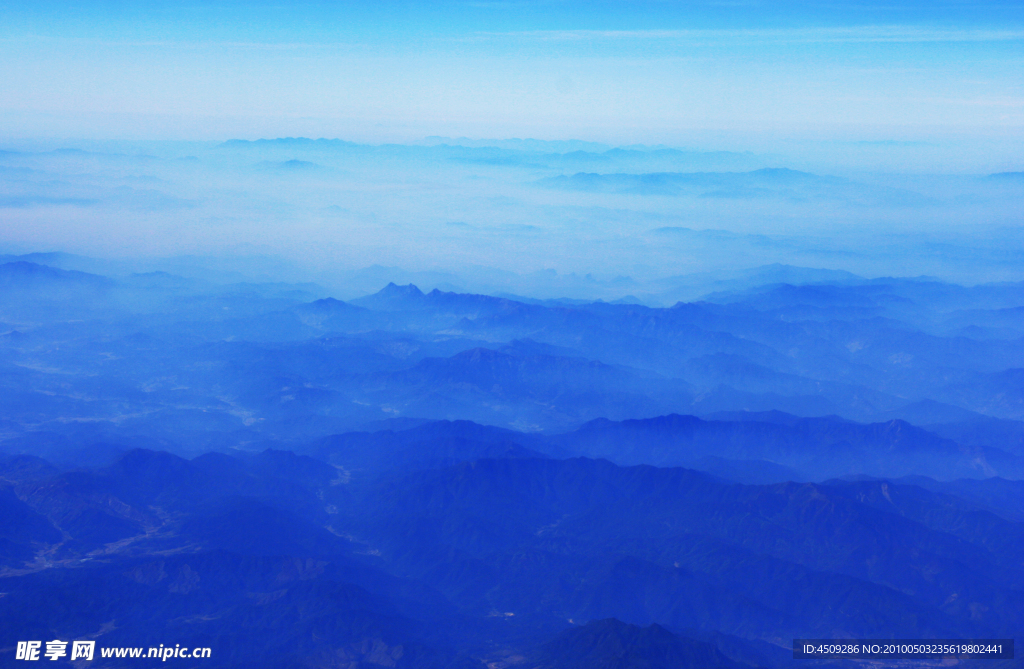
[1,1,1022,150]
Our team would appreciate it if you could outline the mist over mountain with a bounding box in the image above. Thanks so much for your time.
[3,258,1024,447]
[3,136,1023,297]
[538,168,930,207]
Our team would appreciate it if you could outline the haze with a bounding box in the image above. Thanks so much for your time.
[1,1,1022,294]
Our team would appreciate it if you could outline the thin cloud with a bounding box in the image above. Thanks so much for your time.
[477,26,1024,44]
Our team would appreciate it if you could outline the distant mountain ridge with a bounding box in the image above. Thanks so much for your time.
[538,168,932,206]
[538,168,836,196]
[219,137,359,149]
[548,412,1018,481]
[533,618,742,669]
[298,411,1022,483]
[0,261,114,290]
[5,266,1024,449]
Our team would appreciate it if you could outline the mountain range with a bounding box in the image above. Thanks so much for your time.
[1,258,1023,666]
[1,434,1021,667]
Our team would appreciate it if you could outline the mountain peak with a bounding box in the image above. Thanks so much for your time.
[535,618,740,669]
[305,297,360,311]
[380,282,424,297]
[349,282,427,310]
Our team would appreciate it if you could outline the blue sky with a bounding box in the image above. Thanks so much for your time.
[1,1,1022,152]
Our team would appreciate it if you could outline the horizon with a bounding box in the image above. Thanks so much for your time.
[2,1,1023,167]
